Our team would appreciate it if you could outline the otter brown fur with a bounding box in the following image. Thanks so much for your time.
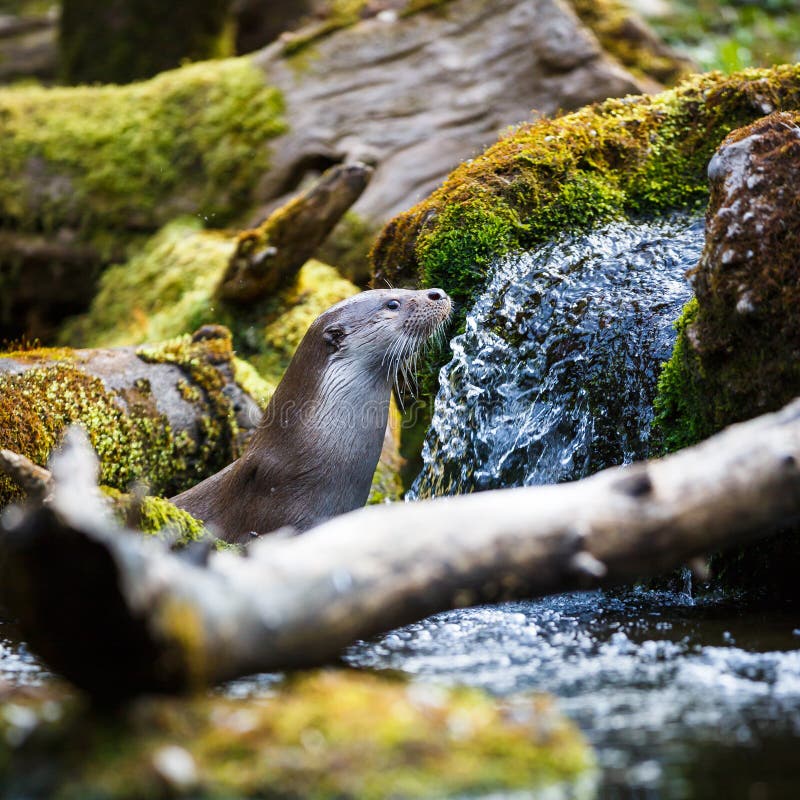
[171,288,451,542]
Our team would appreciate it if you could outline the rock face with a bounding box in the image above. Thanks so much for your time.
[256,0,648,223]
[652,112,800,601]
[654,111,800,451]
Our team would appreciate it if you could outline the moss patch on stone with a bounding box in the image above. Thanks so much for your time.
[101,486,207,545]
[0,671,593,799]
[0,334,245,509]
[0,57,286,234]
[371,64,800,309]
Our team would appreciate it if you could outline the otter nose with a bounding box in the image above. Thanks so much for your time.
[427,289,447,302]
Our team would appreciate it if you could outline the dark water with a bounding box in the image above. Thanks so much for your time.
[347,590,800,800]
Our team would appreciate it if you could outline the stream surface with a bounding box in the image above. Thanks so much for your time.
[2,214,799,798]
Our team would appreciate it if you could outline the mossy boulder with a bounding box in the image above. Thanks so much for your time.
[371,64,800,309]
[654,111,800,449]
[0,671,594,799]
[651,112,800,601]
[0,328,270,510]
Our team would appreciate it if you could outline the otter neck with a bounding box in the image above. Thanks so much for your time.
[249,348,392,512]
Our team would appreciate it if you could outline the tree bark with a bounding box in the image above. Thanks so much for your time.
[3,398,800,702]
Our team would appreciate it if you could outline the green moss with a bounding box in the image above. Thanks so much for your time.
[60,218,234,347]
[231,356,275,409]
[102,486,207,545]
[0,336,243,509]
[651,299,716,453]
[0,57,286,234]
[372,64,800,309]
[0,671,594,799]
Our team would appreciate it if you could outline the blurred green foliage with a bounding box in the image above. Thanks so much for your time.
[644,0,800,72]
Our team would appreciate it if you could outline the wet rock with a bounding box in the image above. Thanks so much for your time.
[655,111,800,450]
[653,112,800,601]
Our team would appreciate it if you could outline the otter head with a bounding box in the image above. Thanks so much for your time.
[313,287,452,388]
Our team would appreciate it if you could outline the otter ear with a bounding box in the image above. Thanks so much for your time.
[323,325,346,353]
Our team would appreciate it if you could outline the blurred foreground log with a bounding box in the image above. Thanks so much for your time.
[4,400,800,702]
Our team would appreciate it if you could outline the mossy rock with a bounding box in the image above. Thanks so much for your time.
[0,330,271,510]
[371,64,800,309]
[0,671,594,799]
[651,112,800,601]
[101,487,208,546]
[654,111,800,450]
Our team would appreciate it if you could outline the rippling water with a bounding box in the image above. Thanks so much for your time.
[347,591,800,799]
[412,215,704,498]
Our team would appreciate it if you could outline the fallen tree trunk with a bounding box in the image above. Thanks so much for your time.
[4,399,800,701]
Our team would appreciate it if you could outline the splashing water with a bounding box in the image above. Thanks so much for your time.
[411,214,705,499]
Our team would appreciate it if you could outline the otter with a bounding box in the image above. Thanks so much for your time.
[172,288,451,542]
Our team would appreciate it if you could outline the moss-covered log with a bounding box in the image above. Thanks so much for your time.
[0,326,269,510]
[0,672,593,799]
[59,0,235,85]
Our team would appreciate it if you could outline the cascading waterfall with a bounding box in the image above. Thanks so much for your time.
[411,214,705,499]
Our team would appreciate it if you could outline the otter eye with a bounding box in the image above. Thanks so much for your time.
[385,299,401,311]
